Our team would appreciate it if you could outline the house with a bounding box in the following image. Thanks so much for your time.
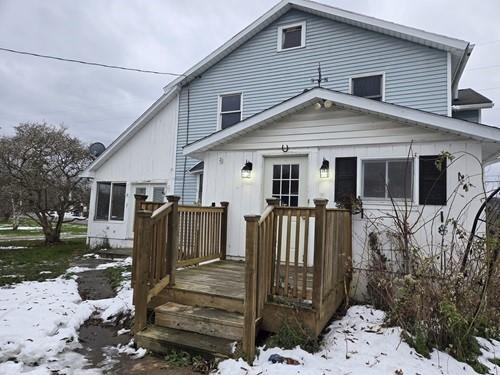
[81,0,500,358]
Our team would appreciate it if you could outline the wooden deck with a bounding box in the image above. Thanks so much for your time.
[133,196,352,360]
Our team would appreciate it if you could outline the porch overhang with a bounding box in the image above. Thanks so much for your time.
[183,87,500,162]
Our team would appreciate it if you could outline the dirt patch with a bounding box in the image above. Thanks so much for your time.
[77,269,115,300]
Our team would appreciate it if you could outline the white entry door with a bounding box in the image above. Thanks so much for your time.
[264,156,309,207]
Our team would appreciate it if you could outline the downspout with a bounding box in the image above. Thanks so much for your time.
[451,43,473,99]
[180,83,191,204]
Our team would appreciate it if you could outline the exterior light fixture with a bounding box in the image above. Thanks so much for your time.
[324,100,333,108]
[313,100,334,110]
[320,158,330,178]
[241,161,253,178]
[313,102,322,110]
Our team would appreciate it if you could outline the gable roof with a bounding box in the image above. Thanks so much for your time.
[183,87,500,160]
[83,0,473,176]
[164,0,472,95]
[453,88,494,111]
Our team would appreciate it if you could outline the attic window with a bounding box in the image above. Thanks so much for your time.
[351,74,384,101]
[277,21,306,51]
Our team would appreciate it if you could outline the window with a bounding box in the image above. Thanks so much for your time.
[351,74,384,101]
[362,159,413,199]
[95,182,126,221]
[219,93,241,129]
[419,155,447,205]
[153,187,165,203]
[277,21,306,51]
[135,187,146,196]
[272,164,300,207]
[335,157,357,203]
[197,173,203,203]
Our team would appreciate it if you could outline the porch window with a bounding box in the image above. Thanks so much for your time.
[362,159,413,200]
[272,164,300,207]
[219,93,241,129]
[351,74,383,101]
[95,182,126,221]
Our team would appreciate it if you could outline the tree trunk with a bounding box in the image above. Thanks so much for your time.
[11,198,19,231]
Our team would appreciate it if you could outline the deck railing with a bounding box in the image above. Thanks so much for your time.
[243,198,352,360]
[132,195,228,333]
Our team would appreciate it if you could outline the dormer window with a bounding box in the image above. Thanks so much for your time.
[350,74,384,101]
[277,21,306,51]
[219,93,242,129]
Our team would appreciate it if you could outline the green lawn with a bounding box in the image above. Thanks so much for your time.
[0,217,87,238]
[0,238,90,286]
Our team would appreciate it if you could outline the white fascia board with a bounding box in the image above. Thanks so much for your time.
[452,102,494,111]
[81,86,180,178]
[163,0,469,94]
[183,88,500,156]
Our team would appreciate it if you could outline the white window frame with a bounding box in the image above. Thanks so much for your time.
[277,21,306,52]
[360,157,415,202]
[349,72,386,101]
[95,181,127,222]
[217,92,243,130]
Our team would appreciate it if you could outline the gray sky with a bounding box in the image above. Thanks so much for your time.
[0,0,499,176]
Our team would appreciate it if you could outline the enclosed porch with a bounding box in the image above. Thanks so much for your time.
[132,195,352,360]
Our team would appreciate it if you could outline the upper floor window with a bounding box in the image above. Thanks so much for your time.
[351,74,384,101]
[277,21,306,51]
[219,93,242,129]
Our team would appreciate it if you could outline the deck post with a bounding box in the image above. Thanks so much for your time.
[220,201,229,260]
[133,210,153,333]
[132,194,148,289]
[312,199,328,317]
[166,195,180,286]
[243,214,260,362]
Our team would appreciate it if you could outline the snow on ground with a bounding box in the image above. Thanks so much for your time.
[0,226,42,231]
[66,257,132,274]
[218,305,500,375]
[0,259,134,374]
[0,246,28,250]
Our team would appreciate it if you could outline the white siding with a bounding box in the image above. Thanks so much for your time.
[87,96,178,247]
[201,108,483,300]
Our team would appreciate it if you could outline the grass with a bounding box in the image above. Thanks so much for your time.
[0,238,90,286]
[0,216,87,238]
[105,266,132,291]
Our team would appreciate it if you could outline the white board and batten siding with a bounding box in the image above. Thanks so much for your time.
[175,8,450,204]
[87,96,179,248]
[202,106,483,281]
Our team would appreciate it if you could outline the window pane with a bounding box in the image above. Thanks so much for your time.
[221,112,241,129]
[353,75,382,100]
[282,26,302,49]
[281,180,290,194]
[110,183,126,220]
[198,174,203,203]
[135,187,146,196]
[291,164,299,179]
[289,196,298,207]
[273,165,281,179]
[281,196,289,206]
[290,180,299,195]
[95,182,111,220]
[363,161,386,198]
[272,180,280,195]
[221,94,241,112]
[282,165,290,179]
[388,160,413,199]
[153,187,164,203]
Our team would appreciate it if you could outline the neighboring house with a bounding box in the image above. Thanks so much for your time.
[82,0,500,272]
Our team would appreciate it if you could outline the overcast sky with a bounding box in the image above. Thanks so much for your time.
[0,0,499,177]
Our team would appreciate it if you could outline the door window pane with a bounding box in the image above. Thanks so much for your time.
[153,187,165,203]
[95,182,111,220]
[110,183,126,220]
[135,187,146,195]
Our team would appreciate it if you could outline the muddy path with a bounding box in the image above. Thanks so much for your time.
[72,256,197,374]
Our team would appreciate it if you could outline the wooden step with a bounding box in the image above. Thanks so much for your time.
[135,325,237,358]
[152,287,244,314]
[155,302,244,340]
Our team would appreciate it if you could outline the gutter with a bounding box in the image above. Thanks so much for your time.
[451,43,474,99]
[452,102,494,111]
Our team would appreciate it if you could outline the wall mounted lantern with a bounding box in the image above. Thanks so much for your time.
[320,158,330,178]
[241,161,253,178]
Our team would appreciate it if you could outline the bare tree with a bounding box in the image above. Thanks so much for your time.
[0,123,92,243]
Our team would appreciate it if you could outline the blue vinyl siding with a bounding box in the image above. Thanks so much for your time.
[175,9,449,203]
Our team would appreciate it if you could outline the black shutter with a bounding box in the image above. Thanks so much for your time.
[335,157,357,203]
[419,155,447,205]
